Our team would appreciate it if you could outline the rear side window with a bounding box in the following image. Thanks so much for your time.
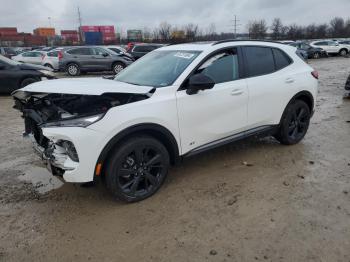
[47,51,58,57]
[243,46,275,77]
[68,48,92,55]
[272,48,292,70]
[314,42,328,46]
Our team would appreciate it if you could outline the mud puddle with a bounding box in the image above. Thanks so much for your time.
[18,166,64,194]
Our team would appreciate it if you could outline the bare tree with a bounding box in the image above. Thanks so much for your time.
[330,17,345,37]
[248,19,267,39]
[184,23,199,41]
[158,22,172,41]
[271,18,283,40]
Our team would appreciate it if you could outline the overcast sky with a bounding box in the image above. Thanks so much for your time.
[1,0,350,35]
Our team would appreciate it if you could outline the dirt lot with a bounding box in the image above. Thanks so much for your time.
[0,57,350,262]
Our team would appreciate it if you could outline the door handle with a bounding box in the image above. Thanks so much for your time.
[285,78,295,84]
[231,89,244,96]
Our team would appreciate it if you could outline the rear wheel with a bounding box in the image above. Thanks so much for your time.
[106,136,170,202]
[275,100,311,145]
[66,63,80,76]
[20,77,38,88]
[339,49,348,57]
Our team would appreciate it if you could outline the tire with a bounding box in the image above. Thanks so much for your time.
[112,62,126,75]
[66,63,80,76]
[339,49,348,57]
[313,52,320,59]
[275,100,311,145]
[20,78,38,88]
[106,136,170,202]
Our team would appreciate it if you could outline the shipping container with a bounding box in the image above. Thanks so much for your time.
[33,28,55,37]
[84,32,103,45]
[0,27,18,36]
[80,26,99,32]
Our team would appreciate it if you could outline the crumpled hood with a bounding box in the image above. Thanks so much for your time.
[13,77,154,96]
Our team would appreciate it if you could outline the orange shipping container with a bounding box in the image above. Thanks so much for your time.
[33,28,55,37]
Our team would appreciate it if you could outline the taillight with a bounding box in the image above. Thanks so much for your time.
[311,70,319,79]
[58,51,63,60]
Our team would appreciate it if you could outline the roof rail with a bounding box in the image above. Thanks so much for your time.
[212,39,283,46]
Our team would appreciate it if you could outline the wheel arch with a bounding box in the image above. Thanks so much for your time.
[279,91,314,124]
[95,123,181,177]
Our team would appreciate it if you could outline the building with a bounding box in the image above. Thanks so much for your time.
[33,28,55,37]
[0,27,18,36]
[127,30,143,41]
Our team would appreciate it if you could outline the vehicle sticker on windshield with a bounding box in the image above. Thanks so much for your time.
[174,52,195,59]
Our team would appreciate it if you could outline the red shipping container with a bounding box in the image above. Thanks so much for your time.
[99,26,114,31]
[80,26,99,32]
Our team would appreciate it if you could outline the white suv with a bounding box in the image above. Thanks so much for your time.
[310,40,349,56]
[13,41,318,202]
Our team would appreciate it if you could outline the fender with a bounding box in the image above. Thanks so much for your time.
[95,123,180,176]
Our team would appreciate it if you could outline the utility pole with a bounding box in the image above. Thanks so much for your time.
[77,6,83,44]
[48,17,52,27]
[231,15,241,39]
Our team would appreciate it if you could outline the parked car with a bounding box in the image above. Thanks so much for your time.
[127,43,164,60]
[42,50,60,71]
[0,55,55,94]
[12,40,318,202]
[105,45,135,61]
[0,47,18,58]
[58,46,133,76]
[338,40,350,52]
[289,42,327,59]
[310,40,349,56]
[12,51,46,65]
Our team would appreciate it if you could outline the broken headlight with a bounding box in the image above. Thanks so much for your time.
[41,113,104,128]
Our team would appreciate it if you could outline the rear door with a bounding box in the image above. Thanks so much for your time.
[67,47,94,70]
[242,46,294,128]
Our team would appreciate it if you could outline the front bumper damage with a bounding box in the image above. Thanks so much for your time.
[25,133,78,177]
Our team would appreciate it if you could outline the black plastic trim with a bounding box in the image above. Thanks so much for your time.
[184,125,278,157]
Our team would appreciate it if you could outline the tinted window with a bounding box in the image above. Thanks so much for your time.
[314,42,328,46]
[47,51,58,57]
[92,48,110,55]
[272,48,291,70]
[133,46,149,52]
[109,48,122,54]
[68,48,92,55]
[196,49,239,84]
[244,47,275,77]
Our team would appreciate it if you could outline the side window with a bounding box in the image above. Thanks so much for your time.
[48,51,58,57]
[22,52,30,57]
[196,48,239,84]
[110,48,121,54]
[34,52,43,57]
[93,48,109,55]
[272,48,292,70]
[244,46,275,77]
[68,48,92,55]
[133,46,147,52]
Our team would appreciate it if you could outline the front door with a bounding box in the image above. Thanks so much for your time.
[176,48,248,154]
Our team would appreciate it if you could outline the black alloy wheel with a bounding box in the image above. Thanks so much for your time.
[106,136,169,202]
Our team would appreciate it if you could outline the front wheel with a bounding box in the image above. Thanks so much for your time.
[106,136,170,202]
[275,100,311,145]
[112,62,125,75]
[313,52,320,59]
[66,63,80,76]
[339,49,348,57]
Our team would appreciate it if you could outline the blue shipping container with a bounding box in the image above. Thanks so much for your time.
[84,32,103,45]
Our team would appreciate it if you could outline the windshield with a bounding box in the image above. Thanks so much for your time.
[0,54,20,66]
[115,50,201,87]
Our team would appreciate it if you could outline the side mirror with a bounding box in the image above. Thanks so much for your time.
[102,53,109,57]
[186,74,215,95]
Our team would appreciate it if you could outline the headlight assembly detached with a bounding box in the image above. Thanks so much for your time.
[41,113,105,128]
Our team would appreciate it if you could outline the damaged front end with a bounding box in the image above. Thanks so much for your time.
[13,91,152,178]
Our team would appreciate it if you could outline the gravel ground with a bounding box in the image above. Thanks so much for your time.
[0,57,350,262]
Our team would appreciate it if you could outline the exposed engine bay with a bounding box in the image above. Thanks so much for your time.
[14,92,150,125]
[12,91,151,176]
